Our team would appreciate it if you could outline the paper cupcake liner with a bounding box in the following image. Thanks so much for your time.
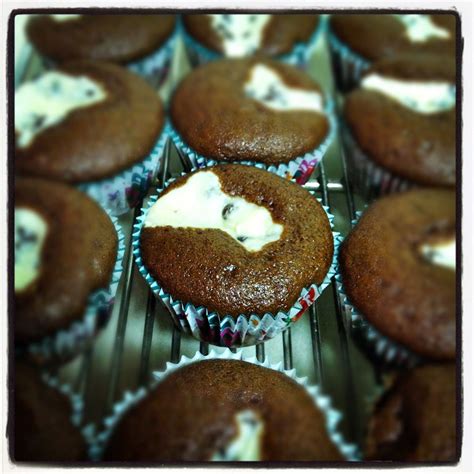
[335,212,421,368]
[79,122,170,216]
[328,30,371,93]
[170,100,336,185]
[17,216,126,366]
[181,17,326,69]
[341,124,415,200]
[133,172,341,347]
[89,349,360,461]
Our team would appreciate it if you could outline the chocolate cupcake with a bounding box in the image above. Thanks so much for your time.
[365,364,457,462]
[15,177,122,364]
[26,14,177,86]
[329,13,456,91]
[96,356,352,462]
[171,58,335,184]
[15,61,167,215]
[13,362,86,462]
[135,164,338,346]
[342,53,456,198]
[182,14,323,67]
[338,189,456,363]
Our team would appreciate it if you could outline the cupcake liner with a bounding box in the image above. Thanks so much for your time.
[328,30,370,93]
[170,100,336,185]
[335,212,421,367]
[341,124,415,200]
[90,349,360,461]
[79,122,170,216]
[133,172,341,347]
[17,215,126,366]
[181,17,326,69]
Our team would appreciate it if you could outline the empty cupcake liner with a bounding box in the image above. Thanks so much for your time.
[335,212,421,368]
[80,122,170,216]
[133,173,341,347]
[181,17,326,69]
[327,30,370,93]
[341,124,415,200]
[17,216,126,366]
[170,100,336,185]
[89,349,360,461]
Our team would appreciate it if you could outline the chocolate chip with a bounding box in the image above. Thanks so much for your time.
[31,114,46,130]
[49,80,61,93]
[85,89,96,97]
[237,236,248,242]
[222,204,234,219]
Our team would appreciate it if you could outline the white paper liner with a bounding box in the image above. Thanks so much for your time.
[89,349,360,461]
[18,215,126,366]
[133,169,341,347]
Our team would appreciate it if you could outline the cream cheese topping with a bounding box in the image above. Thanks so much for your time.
[50,14,82,22]
[244,64,323,112]
[395,14,451,42]
[15,208,48,293]
[144,171,283,252]
[361,74,455,114]
[211,410,264,461]
[15,71,107,148]
[420,238,456,271]
[208,14,271,57]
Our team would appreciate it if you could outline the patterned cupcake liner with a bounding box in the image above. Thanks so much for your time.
[335,212,421,368]
[89,349,360,461]
[181,16,326,69]
[80,122,170,216]
[341,124,415,200]
[17,216,126,366]
[327,30,371,93]
[133,171,341,347]
[170,100,337,185]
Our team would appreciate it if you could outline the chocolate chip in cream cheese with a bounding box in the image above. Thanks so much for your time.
[15,71,107,148]
[145,171,283,252]
[395,14,451,42]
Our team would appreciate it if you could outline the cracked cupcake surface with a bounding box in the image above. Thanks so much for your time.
[140,165,333,317]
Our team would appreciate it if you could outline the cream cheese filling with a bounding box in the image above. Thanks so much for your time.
[50,14,82,22]
[244,64,323,112]
[15,71,107,148]
[420,238,456,271]
[394,14,451,42]
[144,171,283,252]
[15,207,48,292]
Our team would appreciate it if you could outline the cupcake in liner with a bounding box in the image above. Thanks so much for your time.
[89,349,360,461]
[17,216,126,366]
[80,123,170,216]
[170,102,337,186]
[181,17,326,69]
[327,30,371,93]
[341,124,415,200]
[335,212,421,368]
[133,173,341,347]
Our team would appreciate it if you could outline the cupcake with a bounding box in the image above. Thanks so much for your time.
[170,57,335,184]
[338,189,456,364]
[365,364,457,462]
[182,13,323,67]
[135,164,337,347]
[96,356,351,462]
[15,177,123,365]
[26,14,177,87]
[13,362,86,462]
[342,53,456,198]
[15,61,167,215]
[329,13,456,91]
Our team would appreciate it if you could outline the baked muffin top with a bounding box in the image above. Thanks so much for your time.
[140,165,333,317]
[339,189,456,360]
[365,364,457,462]
[14,362,86,462]
[15,61,164,183]
[183,14,319,57]
[103,359,343,462]
[26,14,176,64]
[330,14,456,62]
[15,177,118,344]
[344,53,456,186]
[171,58,329,164]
